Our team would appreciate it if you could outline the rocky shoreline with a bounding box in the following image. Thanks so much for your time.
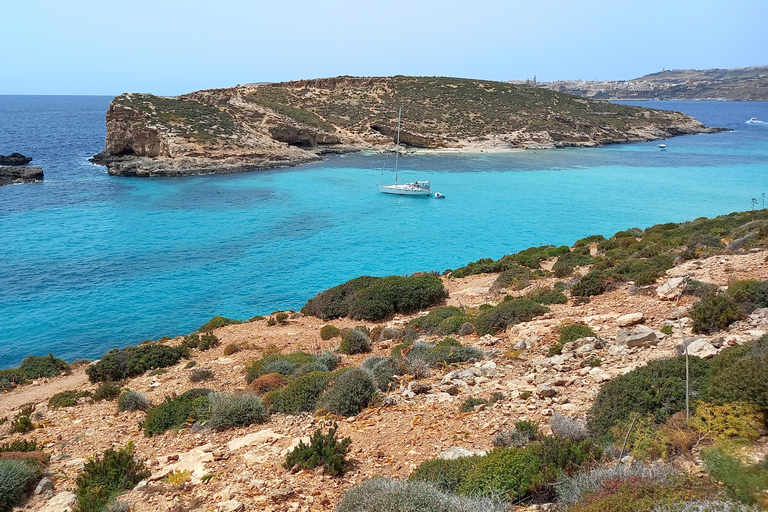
[0,165,43,186]
[92,76,725,178]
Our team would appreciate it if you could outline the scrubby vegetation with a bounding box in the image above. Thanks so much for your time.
[74,443,149,512]
[474,299,549,336]
[263,371,332,414]
[339,328,372,355]
[18,354,69,379]
[206,393,269,430]
[48,390,92,409]
[301,274,447,321]
[245,351,332,383]
[117,391,152,412]
[86,343,189,383]
[319,368,376,417]
[0,458,41,512]
[320,324,342,340]
[141,388,212,437]
[198,315,242,332]
[283,424,351,476]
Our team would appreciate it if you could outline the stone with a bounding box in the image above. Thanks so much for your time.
[227,429,284,451]
[589,368,611,382]
[0,166,43,186]
[218,500,245,512]
[751,308,768,319]
[0,153,32,165]
[515,340,528,350]
[269,486,295,503]
[656,277,688,300]
[437,446,487,460]
[35,476,54,495]
[39,491,77,512]
[616,326,659,348]
[616,312,645,327]
[424,392,453,404]
[442,384,460,395]
[677,338,718,358]
[152,445,215,483]
[537,385,558,398]
[408,382,432,394]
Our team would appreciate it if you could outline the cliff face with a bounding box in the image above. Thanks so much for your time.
[94,77,724,177]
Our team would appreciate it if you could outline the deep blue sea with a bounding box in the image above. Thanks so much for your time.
[1,96,767,368]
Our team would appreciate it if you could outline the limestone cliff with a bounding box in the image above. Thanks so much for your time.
[94,76,724,177]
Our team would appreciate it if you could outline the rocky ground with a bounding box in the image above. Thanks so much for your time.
[4,250,768,512]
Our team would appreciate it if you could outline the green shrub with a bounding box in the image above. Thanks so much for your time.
[611,413,670,461]
[474,299,549,336]
[320,325,342,340]
[661,324,674,335]
[264,371,330,414]
[198,333,219,351]
[571,271,608,297]
[48,390,92,409]
[689,401,765,441]
[457,447,541,501]
[245,352,316,383]
[405,338,483,366]
[86,344,189,383]
[512,245,570,269]
[275,312,289,323]
[409,456,482,494]
[9,408,33,434]
[339,329,371,355]
[0,440,40,453]
[117,391,151,412]
[315,351,341,371]
[559,323,597,343]
[223,343,241,356]
[74,443,150,512]
[301,274,447,321]
[19,353,69,379]
[708,339,768,412]
[189,368,214,382]
[184,360,196,369]
[361,356,399,391]
[198,315,241,332]
[725,280,768,312]
[460,397,489,413]
[536,436,601,483]
[491,264,533,291]
[685,280,719,298]
[701,445,768,505]
[451,257,513,278]
[0,369,28,391]
[337,477,507,512]
[0,458,40,512]
[320,368,376,417]
[553,251,594,278]
[283,424,351,476]
[206,393,268,431]
[493,420,541,447]
[92,381,122,402]
[689,294,745,334]
[587,355,712,441]
[526,287,568,305]
[408,306,465,333]
[181,334,200,349]
[142,388,212,437]
[436,316,466,335]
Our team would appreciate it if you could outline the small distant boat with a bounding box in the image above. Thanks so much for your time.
[378,108,432,197]
[657,144,667,151]
[751,117,758,122]
[434,192,445,199]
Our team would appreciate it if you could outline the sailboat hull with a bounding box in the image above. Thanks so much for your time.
[378,183,432,196]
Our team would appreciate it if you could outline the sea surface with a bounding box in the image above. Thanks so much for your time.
[1,97,767,368]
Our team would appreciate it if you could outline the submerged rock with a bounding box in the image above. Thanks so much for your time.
[0,165,43,186]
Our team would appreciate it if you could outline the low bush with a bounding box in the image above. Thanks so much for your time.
[559,323,597,343]
[245,352,316,383]
[337,477,506,512]
[0,458,40,512]
[283,424,351,476]
[493,420,541,448]
[19,353,69,379]
[142,388,212,437]
[275,312,289,323]
[491,264,533,291]
[198,333,219,351]
[0,369,27,391]
[661,324,675,335]
[404,338,483,367]
[0,440,40,453]
[526,287,568,305]
[117,391,152,412]
[553,251,594,278]
[86,344,189,383]
[459,322,476,336]
[550,414,588,441]
[451,257,514,278]
[339,329,371,355]
[92,381,122,402]
[48,390,92,409]
[685,280,719,298]
[651,500,760,512]
[409,455,482,494]
[189,368,214,382]
[206,393,269,431]
[320,368,376,417]
[689,293,745,334]
[264,371,330,414]
[316,351,341,371]
[571,271,608,297]
[611,413,670,461]
[701,445,768,505]
[408,306,465,333]
[708,338,768,412]
[250,372,289,394]
[474,299,549,336]
[223,343,241,356]
[301,274,447,321]
[320,324,342,340]
[9,408,33,434]
[361,356,399,391]
[457,446,541,501]
[198,315,241,332]
[460,397,489,413]
[725,279,768,312]
[689,401,765,441]
[74,443,150,512]
[182,334,200,349]
[587,355,712,441]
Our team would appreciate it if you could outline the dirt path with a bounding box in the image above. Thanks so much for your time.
[0,368,90,418]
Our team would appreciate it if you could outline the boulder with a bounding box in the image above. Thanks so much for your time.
[0,165,43,186]
[35,476,54,496]
[0,153,32,165]
[677,338,718,358]
[269,487,295,503]
[408,382,432,394]
[656,277,688,300]
[616,313,645,327]
[218,500,245,512]
[537,385,558,398]
[437,446,487,460]
[39,492,77,512]
[616,326,659,348]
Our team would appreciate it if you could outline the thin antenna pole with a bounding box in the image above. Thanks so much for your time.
[395,107,401,185]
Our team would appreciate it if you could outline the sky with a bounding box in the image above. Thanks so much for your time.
[2,0,767,96]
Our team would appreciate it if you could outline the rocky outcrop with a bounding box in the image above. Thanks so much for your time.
[94,76,725,177]
[0,153,32,166]
[0,166,43,186]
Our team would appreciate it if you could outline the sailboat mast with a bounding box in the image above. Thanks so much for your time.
[394,107,401,185]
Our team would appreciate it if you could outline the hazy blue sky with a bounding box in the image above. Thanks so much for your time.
[2,0,766,95]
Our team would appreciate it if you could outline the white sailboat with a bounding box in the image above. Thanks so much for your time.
[378,108,432,196]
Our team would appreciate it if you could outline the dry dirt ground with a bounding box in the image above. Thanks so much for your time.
[3,250,768,512]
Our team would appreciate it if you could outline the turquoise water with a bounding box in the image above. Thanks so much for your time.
[1,97,767,367]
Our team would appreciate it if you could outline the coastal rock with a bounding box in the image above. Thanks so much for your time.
[616,326,659,348]
[0,166,43,186]
[656,277,688,300]
[0,153,32,165]
[616,313,645,327]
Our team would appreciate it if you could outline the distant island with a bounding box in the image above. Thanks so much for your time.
[528,65,768,101]
[92,76,723,177]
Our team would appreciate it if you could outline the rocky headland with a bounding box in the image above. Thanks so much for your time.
[3,210,768,511]
[92,76,724,177]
